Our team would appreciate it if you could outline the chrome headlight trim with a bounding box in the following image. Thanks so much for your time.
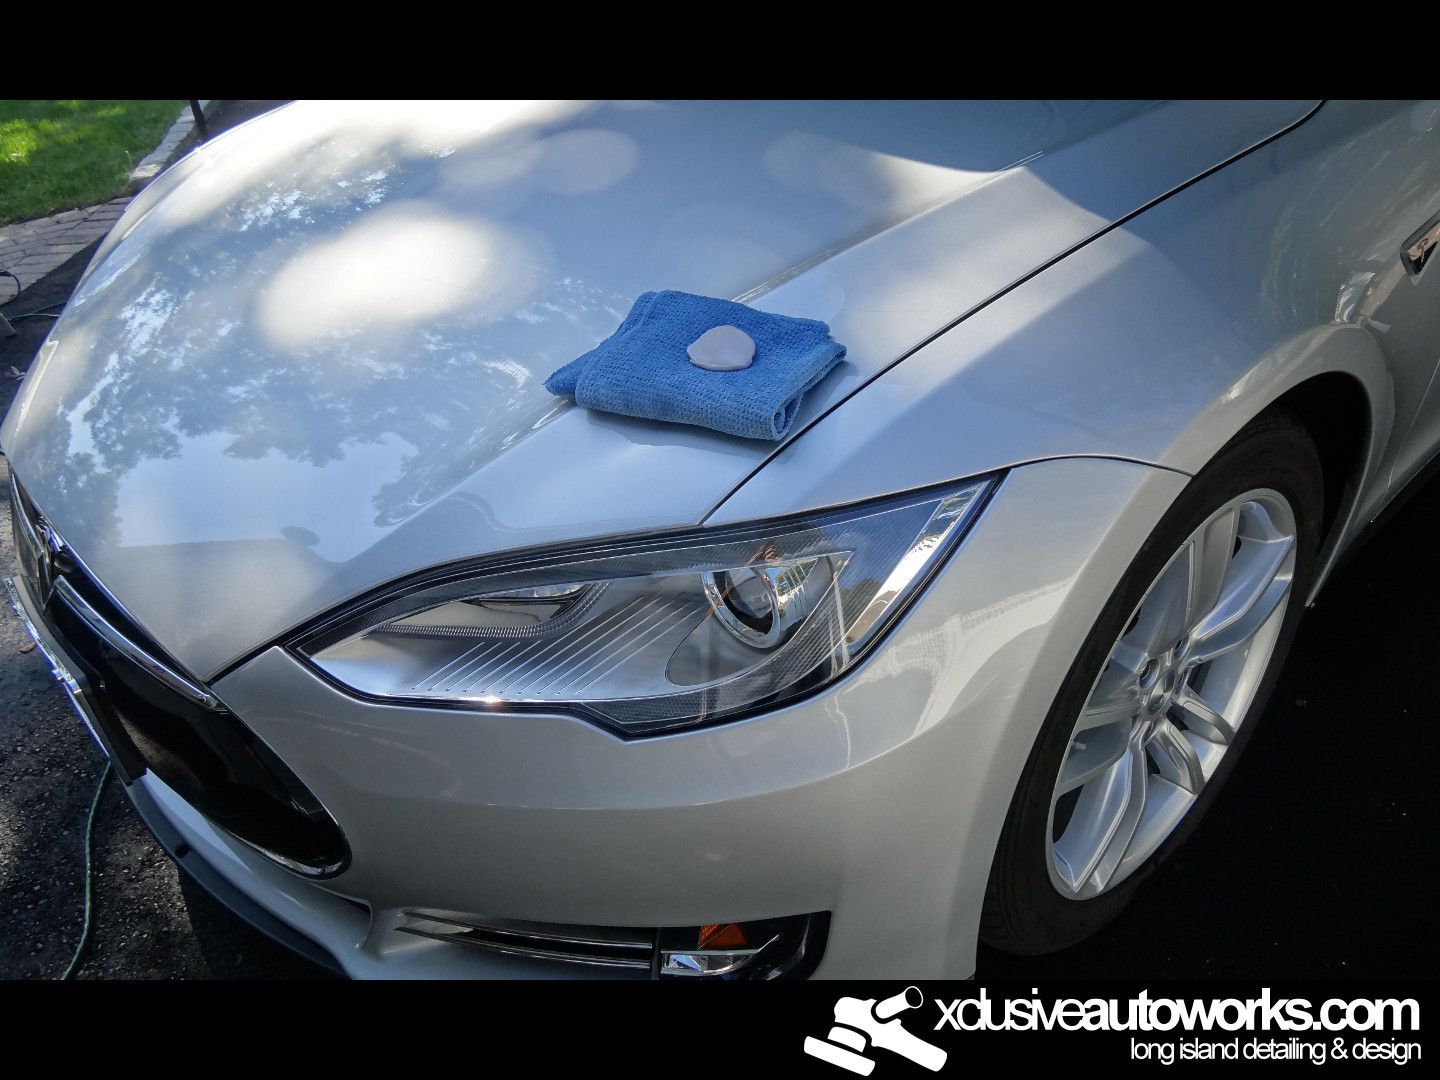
[290,475,1000,737]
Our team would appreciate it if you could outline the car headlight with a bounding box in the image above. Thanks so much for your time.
[294,476,996,735]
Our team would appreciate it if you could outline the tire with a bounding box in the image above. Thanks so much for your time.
[980,412,1324,955]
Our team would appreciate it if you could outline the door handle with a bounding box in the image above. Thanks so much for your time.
[1402,210,1440,279]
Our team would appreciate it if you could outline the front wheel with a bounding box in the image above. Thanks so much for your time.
[981,414,1324,954]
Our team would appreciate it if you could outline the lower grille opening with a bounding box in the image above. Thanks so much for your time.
[47,595,349,875]
[397,909,828,979]
[10,473,348,877]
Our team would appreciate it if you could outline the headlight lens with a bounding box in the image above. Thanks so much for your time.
[295,476,995,735]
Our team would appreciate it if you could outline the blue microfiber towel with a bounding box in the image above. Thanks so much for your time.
[545,290,846,441]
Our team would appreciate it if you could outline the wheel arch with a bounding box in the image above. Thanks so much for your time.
[1256,371,1374,597]
[1161,325,1392,602]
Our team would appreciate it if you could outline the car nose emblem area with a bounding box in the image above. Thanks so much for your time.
[35,521,68,602]
[39,522,65,564]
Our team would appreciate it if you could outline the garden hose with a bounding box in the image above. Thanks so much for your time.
[61,761,111,980]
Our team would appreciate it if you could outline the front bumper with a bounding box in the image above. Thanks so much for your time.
[11,457,1186,978]
[5,571,348,973]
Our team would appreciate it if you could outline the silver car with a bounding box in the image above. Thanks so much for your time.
[5,100,1439,978]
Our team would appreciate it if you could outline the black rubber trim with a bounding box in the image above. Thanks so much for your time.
[121,776,345,978]
[699,100,1328,524]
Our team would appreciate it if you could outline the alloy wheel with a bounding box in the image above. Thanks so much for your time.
[1047,489,1298,899]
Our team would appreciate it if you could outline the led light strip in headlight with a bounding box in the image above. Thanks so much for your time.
[294,476,997,736]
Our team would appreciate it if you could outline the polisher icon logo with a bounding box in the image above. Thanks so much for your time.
[804,986,948,1075]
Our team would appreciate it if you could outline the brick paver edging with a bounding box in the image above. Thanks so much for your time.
[0,101,211,299]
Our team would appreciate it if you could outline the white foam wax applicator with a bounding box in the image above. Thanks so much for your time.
[687,324,756,371]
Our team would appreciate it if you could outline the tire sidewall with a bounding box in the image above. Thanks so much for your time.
[982,416,1325,954]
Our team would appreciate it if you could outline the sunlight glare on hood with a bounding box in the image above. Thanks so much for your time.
[256,202,547,352]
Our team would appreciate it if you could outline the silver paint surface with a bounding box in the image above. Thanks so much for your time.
[1,99,1314,676]
[712,100,1440,605]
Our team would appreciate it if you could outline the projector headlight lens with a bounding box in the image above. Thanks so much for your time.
[295,476,995,735]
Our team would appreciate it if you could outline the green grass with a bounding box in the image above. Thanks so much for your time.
[0,100,185,226]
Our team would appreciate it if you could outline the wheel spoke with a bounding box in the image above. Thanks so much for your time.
[1053,740,1147,895]
[1185,530,1294,667]
[1108,641,1149,678]
[1130,547,1191,656]
[1085,743,1149,893]
[1056,721,1131,796]
[1187,506,1239,628]
[1186,575,1291,667]
[1174,689,1235,745]
[1076,682,1141,731]
[1146,717,1206,794]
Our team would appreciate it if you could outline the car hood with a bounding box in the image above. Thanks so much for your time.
[2,99,1317,678]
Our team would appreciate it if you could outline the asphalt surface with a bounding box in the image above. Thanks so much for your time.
[1,102,1437,980]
